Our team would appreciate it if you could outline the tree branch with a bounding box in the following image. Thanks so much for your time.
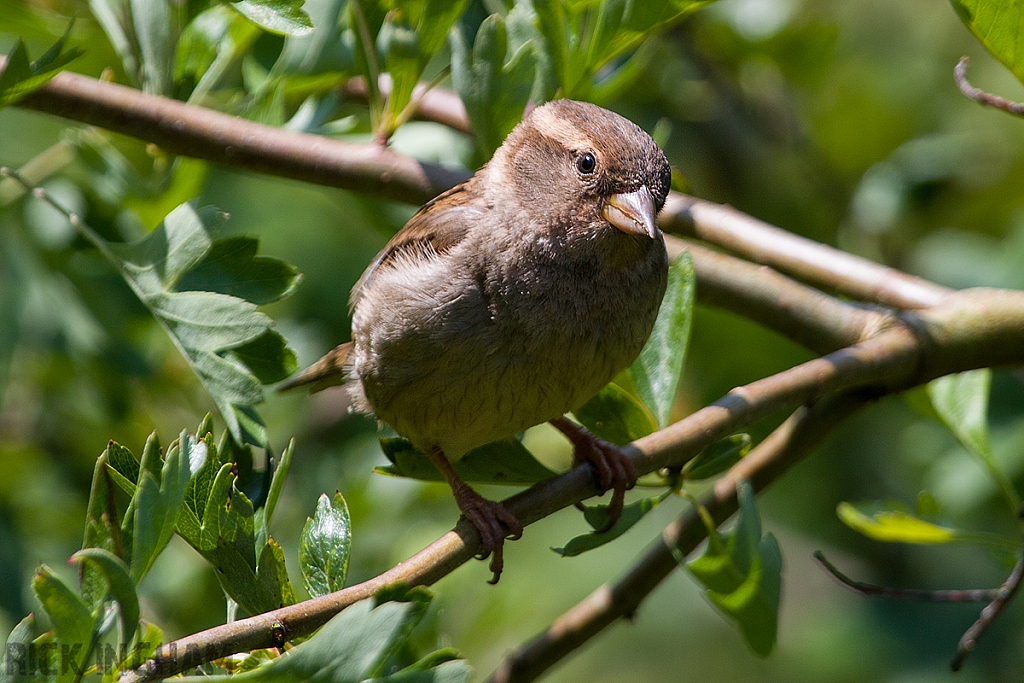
[660,194,951,310]
[121,287,1024,682]
[12,67,954,316]
[486,391,871,683]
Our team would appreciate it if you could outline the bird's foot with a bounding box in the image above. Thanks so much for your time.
[452,484,523,584]
[550,417,638,531]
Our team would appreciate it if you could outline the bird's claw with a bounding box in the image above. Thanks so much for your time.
[453,486,523,583]
[551,418,638,532]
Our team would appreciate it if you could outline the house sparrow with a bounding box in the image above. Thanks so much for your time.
[282,99,672,581]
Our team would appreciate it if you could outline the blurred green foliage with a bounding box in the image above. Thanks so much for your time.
[2,0,1024,681]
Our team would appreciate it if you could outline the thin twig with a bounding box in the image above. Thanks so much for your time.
[813,551,999,602]
[954,56,1024,117]
[486,392,871,683]
[951,557,1024,671]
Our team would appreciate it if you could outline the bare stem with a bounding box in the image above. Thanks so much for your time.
[951,556,1024,671]
[814,551,1000,602]
[955,56,1024,117]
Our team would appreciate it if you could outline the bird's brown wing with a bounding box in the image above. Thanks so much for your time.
[280,180,481,393]
[349,180,479,307]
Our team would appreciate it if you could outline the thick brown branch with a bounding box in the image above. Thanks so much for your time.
[16,69,471,205]
[122,290,1024,682]
[486,392,870,683]
[661,194,952,310]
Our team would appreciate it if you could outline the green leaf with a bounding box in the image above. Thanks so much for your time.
[684,434,751,481]
[299,492,352,598]
[950,0,1024,85]
[32,567,97,674]
[927,369,1020,512]
[118,621,163,671]
[377,0,470,135]
[130,430,193,583]
[628,251,695,428]
[231,0,316,36]
[685,482,781,657]
[1,614,37,683]
[450,14,536,156]
[574,382,658,446]
[376,437,557,485]
[256,538,297,609]
[257,438,294,551]
[129,0,178,95]
[837,501,957,544]
[553,492,669,556]
[0,30,83,108]
[103,201,299,446]
[176,236,301,304]
[69,548,139,643]
[177,600,470,683]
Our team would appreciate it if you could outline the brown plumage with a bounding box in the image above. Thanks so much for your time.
[282,99,672,581]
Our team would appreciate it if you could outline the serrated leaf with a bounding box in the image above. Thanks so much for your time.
[685,482,781,658]
[574,382,658,446]
[257,439,294,551]
[1,614,37,683]
[32,567,96,671]
[232,0,315,36]
[130,430,193,583]
[299,492,352,598]
[256,538,297,609]
[451,14,536,156]
[628,251,695,428]
[176,236,301,304]
[837,501,957,544]
[0,30,83,108]
[950,0,1024,85]
[684,434,751,481]
[552,492,668,556]
[376,437,557,485]
[100,200,299,447]
[69,549,139,643]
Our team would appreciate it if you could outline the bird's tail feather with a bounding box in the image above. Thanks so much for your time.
[276,341,354,393]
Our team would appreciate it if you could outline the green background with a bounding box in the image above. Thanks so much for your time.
[3,0,1024,680]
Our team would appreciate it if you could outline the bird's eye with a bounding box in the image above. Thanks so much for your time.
[575,152,597,175]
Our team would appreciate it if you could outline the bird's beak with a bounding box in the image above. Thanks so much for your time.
[602,186,658,239]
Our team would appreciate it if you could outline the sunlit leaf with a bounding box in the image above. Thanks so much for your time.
[130,430,193,583]
[232,0,315,36]
[927,369,1019,511]
[837,501,957,544]
[451,14,536,156]
[950,0,1024,85]
[105,201,300,446]
[299,492,352,598]
[628,251,695,428]
[685,482,781,657]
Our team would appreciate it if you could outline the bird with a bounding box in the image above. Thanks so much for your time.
[281,99,672,582]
